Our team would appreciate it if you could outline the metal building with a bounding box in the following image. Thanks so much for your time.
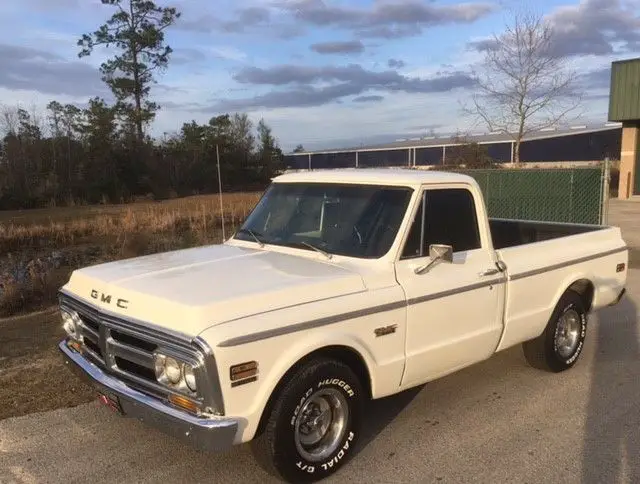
[284,124,622,171]
[608,57,640,198]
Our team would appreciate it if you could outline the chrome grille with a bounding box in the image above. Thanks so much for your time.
[77,313,104,363]
[69,310,160,384]
[58,291,224,415]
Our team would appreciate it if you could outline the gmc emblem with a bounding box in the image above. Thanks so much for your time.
[91,289,129,309]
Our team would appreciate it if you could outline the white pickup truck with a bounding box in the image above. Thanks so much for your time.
[58,168,628,482]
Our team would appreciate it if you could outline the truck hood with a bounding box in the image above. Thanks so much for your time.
[62,244,366,337]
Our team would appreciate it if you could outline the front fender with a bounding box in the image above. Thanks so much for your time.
[199,285,407,444]
[205,331,379,444]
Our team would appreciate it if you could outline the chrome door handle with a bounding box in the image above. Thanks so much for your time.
[479,268,500,276]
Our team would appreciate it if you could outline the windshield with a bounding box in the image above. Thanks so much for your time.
[234,182,413,258]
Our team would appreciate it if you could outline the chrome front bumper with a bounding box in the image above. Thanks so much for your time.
[59,339,239,452]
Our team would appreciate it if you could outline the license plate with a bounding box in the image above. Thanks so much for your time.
[97,391,124,415]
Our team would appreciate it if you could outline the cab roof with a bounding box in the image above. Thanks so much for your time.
[272,168,477,187]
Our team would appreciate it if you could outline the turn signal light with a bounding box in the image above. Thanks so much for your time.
[230,361,258,381]
[168,394,199,414]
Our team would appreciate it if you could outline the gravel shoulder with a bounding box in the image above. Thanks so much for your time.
[0,307,95,421]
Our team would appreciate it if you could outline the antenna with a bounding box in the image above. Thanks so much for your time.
[216,144,226,242]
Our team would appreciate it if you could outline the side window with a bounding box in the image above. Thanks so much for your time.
[424,188,481,252]
[401,188,481,258]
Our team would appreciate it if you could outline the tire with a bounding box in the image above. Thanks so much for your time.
[250,357,365,483]
[522,289,588,372]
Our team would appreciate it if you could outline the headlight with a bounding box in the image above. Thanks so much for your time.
[154,353,197,393]
[183,364,197,392]
[165,357,182,384]
[61,308,81,340]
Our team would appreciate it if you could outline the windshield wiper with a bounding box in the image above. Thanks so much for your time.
[300,241,332,260]
[236,228,265,247]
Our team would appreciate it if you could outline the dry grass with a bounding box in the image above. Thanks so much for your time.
[0,192,262,253]
[0,192,263,317]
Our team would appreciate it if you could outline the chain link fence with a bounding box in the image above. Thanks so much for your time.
[450,164,610,225]
[285,163,610,226]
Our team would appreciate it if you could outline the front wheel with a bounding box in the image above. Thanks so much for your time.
[250,357,365,483]
[522,289,588,372]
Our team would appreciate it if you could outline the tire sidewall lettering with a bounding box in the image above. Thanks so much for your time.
[554,302,587,365]
[319,431,355,471]
[296,461,315,473]
[317,378,355,398]
[290,387,314,427]
[289,376,359,476]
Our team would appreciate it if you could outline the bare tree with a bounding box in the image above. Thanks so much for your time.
[0,104,19,137]
[464,11,583,164]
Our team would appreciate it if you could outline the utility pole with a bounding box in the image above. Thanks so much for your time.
[216,144,226,241]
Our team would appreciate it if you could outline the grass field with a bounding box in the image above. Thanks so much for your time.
[0,191,263,317]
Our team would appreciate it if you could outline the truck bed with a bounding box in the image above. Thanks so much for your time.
[489,218,605,250]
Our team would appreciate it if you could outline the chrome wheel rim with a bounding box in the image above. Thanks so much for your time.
[556,309,581,358]
[294,388,349,462]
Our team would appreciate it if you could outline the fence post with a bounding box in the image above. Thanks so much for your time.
[601,158,610,225]
[485,171,490,210]
[569,169,574,222]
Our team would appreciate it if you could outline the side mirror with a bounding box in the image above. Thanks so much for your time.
[429,244,453,264]
[414,244,454,275]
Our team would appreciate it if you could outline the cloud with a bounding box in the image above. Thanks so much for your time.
[546,0,640,57]
[469,0,640,58]
[211,46,247,62]
[208,63,475,111]
[210,84,366,111]
[283,0,497,38]
[233,63,474,90]
[353,95,384,103]
[158,100,209,111]
[171,46,247,65]
[177,6,304,39]
[178,6,270,32]
[171,47,208,66]
[310,40,364,55]
[581,66,612,89]
[0,43,106,98]
[388,58,406,68]
[188,1,496,39]
[219,6,272,33]
[18,0,80,10]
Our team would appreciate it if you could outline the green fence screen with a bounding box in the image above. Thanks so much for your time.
[456,166,607,225]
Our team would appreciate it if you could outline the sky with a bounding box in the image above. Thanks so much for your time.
[0,0,637,152]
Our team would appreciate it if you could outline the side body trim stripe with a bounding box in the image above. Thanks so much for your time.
[218,278,504,348]
[217,246,628,348]
[508,246,628,281]
[218,300,406,348]
[406,278,504,306]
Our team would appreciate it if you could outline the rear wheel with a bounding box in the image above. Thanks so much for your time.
[250,357,365,483]
[522,290,588,372]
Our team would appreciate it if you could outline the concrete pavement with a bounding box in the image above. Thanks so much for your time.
[1,269,639,484]
[2,198,640,484]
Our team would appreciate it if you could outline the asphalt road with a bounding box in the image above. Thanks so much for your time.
[1,266,638,484]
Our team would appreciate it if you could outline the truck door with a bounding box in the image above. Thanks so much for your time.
[394,184,506,387]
